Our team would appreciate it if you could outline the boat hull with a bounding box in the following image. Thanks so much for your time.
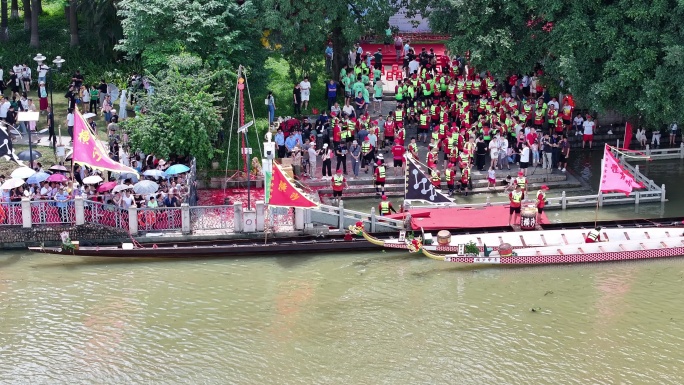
[440,246,684,265]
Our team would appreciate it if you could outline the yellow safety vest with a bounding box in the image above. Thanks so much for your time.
[537,190,546,203]
[516,176,527,188]
[420,115,428,126]
[362,142,371,153]
[380,201,390,214]
[333,175,344,186]
[587,229,600,241]
[445,170,453,182]
[511,190,523,203]
[377,166,386,179]
[395,110,403,122]
[409,143,418,153]
[431,170,440,182]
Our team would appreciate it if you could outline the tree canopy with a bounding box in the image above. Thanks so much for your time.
[121,61,224,168]
[425,0,684,127]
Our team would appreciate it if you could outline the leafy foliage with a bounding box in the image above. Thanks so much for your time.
[117,0,267,78]
[256,0,402,81]
[121,62,224,168]
[424,0,684,128]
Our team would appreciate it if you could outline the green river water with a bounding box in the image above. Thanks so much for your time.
[2,155,684,384]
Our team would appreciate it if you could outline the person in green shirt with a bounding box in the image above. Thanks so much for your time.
[89,86,99,113]
[343,73,353,105]
[361,73,370,86]
[352,77,365,98]
[373,80,383,114]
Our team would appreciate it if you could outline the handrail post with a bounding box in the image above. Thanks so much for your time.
[128,206,138,235]
[256,200,265,231]
[74,196,85,225]
[661,184,666,203]
[21,197,31,228]
[370,207,377,233]
[181,203,190,234]
[294,208,305,230]
[680,143,684,159]
[646,144,650,157]
[338,200,344,230]
[635,191,640,206]
[234,202,244,232]
[598,191,604,207]
[561,191,567,210]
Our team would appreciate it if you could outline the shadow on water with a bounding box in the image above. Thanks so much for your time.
[0,254,22,269]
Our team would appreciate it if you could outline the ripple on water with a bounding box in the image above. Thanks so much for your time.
[2,254,684,383]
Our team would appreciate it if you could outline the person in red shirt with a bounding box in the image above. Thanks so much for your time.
[391,140,405,176]
[395,126,405,146]
[374,160,387,196]
[460,163,471,196]
[536,185,549,223]
[383,116,395,149]
[408,137,419,160]
[445,163,456,195]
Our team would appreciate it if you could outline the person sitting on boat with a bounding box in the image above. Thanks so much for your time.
[536,185,549,223]
[378,195,397,216]
[508,184,525,226]
[585,227,602,243]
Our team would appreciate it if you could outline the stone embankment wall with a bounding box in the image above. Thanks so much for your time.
[0,223,129,249]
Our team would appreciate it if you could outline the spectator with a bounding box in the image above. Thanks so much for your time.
[325,42,333,73]
[293,83,302,115]
[300,77,311,111]
[266,91,276,125]
[326,79,337,111]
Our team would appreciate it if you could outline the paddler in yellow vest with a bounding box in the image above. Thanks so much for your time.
[515,170,528,192]
[331,169,348,205]
[430,166,441,188]
[408,137,419,160]
[445,163,456,196]
[508,184,525,226]
[585,226,603,243]
[418,111,430,143]
[460,163,471,196]
[378,195,397,216]
[374,160,387,197]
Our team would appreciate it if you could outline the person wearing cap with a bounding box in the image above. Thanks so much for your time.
[508,184,525,226]
[374,160,386,196]
[321,142,333,179]
[445,163,456,195]
[515,170,527,191]
[331,169,348,204]
[361,137,374,173]
[307,142,318,179]
[536,185,549,223]
[378,195,397,216]
[586,226,603,243]
[390,140,405,176]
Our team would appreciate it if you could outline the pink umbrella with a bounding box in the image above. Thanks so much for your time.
[46,174,68,183]
[97,181,118,193]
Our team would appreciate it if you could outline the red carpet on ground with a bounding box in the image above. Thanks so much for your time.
[408,206,549,231]
[359,43,446,67]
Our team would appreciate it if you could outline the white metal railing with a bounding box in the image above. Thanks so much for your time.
[0,202,24,226]
[309,203,405,231]
[30,200,76,225]
[137,206,183,233]
[85,200,129,229]
[189,205,235,232]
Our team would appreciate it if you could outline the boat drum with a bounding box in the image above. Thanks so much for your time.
[520,204,538,230]
[437,230,452,246]
[498,243,513,257]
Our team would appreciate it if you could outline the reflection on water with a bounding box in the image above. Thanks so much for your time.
[2,253,684,384]
[2,153,684,383]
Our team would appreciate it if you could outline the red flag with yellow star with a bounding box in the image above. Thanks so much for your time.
[268,162,318,208]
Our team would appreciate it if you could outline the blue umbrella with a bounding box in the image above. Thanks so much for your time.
[27,171,50,184]
[118,172,139,183]
[143,169,167,179]
[165,164,190,175]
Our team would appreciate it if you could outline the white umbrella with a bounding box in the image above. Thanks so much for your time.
[133,180,158,194]
[112,184,133,193]
[83,175,104,185]
[1,178,26,190]
[82,113,97,119]
[143,169,167,179]
[10,167,36,179]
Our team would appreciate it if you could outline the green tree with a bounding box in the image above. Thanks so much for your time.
[121,58,224,168]
[257,0,402,81]
[425,0,684,128]
[117,0,267,76]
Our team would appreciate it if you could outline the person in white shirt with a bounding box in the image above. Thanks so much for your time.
[489,136,500,169]
[21,65,31,93]
[66,109,75,143]
[307,143,318,179]
[408,58,420,76]
[37,64,49,84]
[582,115,595,149]
[652,128,661,148]
[342,101,355,118]
[520,142,531,176]
[299,77,311,110]
[573,114,584,136]
[635,127,647,147]
[0,98,10,120]
[548,97,559,111]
